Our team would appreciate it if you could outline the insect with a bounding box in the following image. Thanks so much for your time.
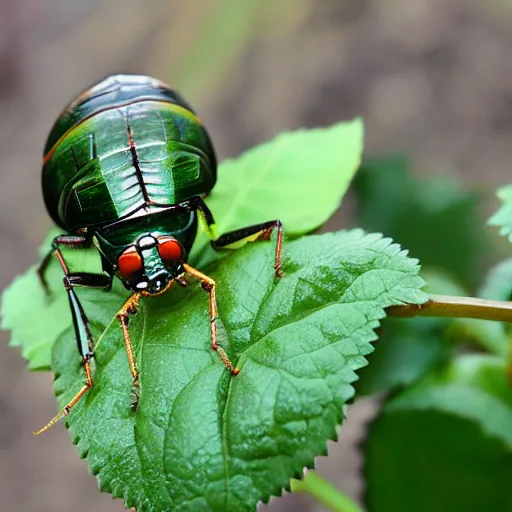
[34,74,283,434]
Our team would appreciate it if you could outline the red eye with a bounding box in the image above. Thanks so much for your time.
[158,236,183,262]
[118,246,143,279]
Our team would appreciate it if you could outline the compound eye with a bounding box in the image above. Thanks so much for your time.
[118,246,143,279]
[157,236,183,263]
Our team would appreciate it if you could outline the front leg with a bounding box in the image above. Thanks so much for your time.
[116,293,142,410]
[183,264,239,375]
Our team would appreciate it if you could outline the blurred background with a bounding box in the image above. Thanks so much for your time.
[1,0,512,510]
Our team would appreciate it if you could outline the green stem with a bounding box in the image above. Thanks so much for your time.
[290,470,365,512]
[387,294,512,323]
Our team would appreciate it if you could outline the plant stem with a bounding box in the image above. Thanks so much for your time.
[290,470,365,512]
[387,294,512,323]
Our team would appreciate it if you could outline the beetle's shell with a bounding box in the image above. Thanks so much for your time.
[42,75,216,231]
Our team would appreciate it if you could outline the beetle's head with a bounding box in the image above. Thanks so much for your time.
[116,233,185,294]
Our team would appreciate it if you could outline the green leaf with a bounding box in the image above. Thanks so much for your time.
[50,230,425,511]
[447,316,509,357]
[447,258,512,358]
[355,268,462,396]
[355,316,448,396]
[1,228,109,371]
[2,122,364,370]
[479,257,512,301]
[364,355,512,512]
[354,155,490,290]
[209,120,363,236]
[489,184,512,242]
[193,120,364,264]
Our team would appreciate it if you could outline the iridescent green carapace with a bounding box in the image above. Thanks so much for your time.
[35,74,283,435]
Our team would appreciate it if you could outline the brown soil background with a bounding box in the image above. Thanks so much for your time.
[1,1,512,510]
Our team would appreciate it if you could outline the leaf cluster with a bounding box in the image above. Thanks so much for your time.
[354,157,512,512]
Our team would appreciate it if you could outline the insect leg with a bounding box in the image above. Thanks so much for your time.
[190,197,283,277]
[183,263,239,375]
[116,293,142,409]
[38,235,92,294]
[33,271,113,435]
[212,220,283,278]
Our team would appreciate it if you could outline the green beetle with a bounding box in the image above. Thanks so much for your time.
[35,74,282,434]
